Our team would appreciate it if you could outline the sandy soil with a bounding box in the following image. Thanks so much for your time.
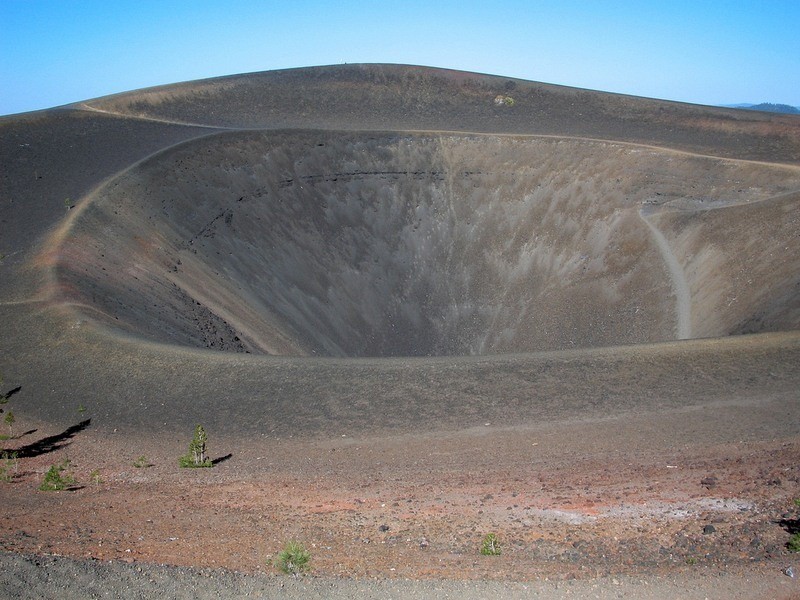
[1,417,799,598]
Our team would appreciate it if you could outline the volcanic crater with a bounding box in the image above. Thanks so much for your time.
[4,65,800,594]
[57,129,800,357]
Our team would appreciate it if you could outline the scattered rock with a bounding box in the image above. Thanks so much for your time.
[783,565,795,578]
[700,476,718,488]
[378,524,390,532]
[702,525,716,535]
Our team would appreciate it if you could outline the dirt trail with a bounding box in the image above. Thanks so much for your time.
[76,103,235,131]
[2,551,798,600]
[639,207,692,339]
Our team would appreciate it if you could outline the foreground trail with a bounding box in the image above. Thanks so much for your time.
[1,552,798,600]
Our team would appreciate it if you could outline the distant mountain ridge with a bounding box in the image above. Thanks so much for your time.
[725,102,800,115]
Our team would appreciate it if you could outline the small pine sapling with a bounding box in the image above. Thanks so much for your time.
[275,541,311,576]
[0,451,18,482]
[179,425,213,468]
[480,533,502,555]
[4,411,14,438]
[39,459,76,491]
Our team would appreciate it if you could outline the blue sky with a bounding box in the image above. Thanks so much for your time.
[1,0,798,116]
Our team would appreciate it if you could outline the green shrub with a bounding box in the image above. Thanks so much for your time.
[480,533,501,555]
[39,460,76,491]
[275,541,311,576]
[0,451,18,482]
[179,425,212,468]
[788,533,800,553]
[133,455,150,468]
[4,411,14,438]
[90,469,103,485]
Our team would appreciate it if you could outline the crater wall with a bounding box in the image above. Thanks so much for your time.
[56,131,800,356]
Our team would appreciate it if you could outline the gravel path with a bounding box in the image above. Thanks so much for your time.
[639,207,692,340]
[2,552,798,600]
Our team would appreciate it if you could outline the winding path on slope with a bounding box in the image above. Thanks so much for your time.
[639,207,692,339]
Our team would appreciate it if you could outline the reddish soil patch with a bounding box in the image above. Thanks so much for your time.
[2,424,798,582]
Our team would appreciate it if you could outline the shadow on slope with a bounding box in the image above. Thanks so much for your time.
[14,419,91,459]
